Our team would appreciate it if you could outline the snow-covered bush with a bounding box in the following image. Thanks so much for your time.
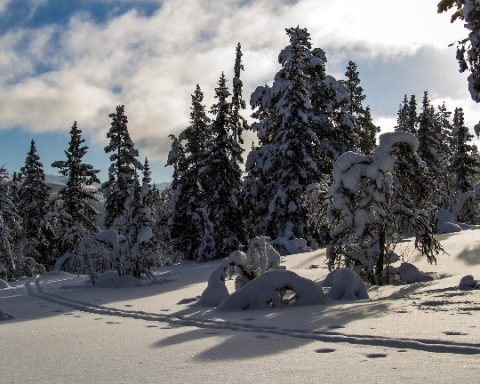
[328,132,442,284]
[217,269,327,311]
[200,236,281,306]
[271,237,312,256]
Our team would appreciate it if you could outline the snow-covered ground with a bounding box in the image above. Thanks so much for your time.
[2,229,480,383]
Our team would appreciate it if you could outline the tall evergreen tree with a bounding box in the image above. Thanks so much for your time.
[395,95,410,132]
[230,43,249,149]
[451,107,480,194]
[18,140,53,267]
[246,26,358,243]
[51,121,100,265]
[203,73,244,258]
[407,95,418,134]
[102,105,142,229]
[0,167,21,280]
[167,85,215,261]
[343,60,379,154]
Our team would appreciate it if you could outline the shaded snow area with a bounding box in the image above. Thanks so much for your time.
[2,230,480,383]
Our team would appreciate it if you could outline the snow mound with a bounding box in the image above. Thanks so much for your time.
[398,262,433,284]
[0,279,10,289]
[217,270,327,311]
[95,271,145,288]
[200,237,282,306]
[200,265,230,306]
[437,222,462,234]
[0,309,14,321]
[459,275,480,290]
[271,237,311,255]
[326,268,369,301]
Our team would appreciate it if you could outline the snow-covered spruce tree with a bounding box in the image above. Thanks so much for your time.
[18,140,55,267]
[167,85,216,261]
[202,73,244,259]
[120,171,156,278]
[343,61,379,155]
[327,132,442,284]
[450,107,480,222]
[245,26,357,244]
[451,107,479,193]
[439,0,480,103]
[51,122,100,270]
[102,105,143,230]
[0,167,21,280]
[417,91,450,209]
[230,43,249,151]
[395,95,410,132]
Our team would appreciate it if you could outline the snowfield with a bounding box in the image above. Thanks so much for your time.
[2,229,480,383]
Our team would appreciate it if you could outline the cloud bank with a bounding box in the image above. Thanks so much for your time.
[0,0,474,169]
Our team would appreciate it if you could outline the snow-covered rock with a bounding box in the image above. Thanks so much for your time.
[0,309,13,320]
[459,274,479,289]
[398,262,433,284]
[0,279,10,289]
[217,270,327,311]
[326,268,369,301]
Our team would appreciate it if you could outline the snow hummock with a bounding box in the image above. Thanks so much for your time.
[397,262,433,284]
[326,268,369,301]
[218,269,327,311]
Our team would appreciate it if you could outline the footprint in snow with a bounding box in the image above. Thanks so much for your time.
[146,325,158,328]
[397,350,408,353]
[106,321,120,325]
[366,353,387,359]
[160,309,170,312]
[52,310,62,313]
[255,335,270,339]
[315,348,336,353]
[443,331,468,336]
[74,315,81,318]
[242,318,255,321]
[177,298,198,305]
[328,325,345,329]
[205,331,221,335]
[124,304,133,307]
[94,318,103,320]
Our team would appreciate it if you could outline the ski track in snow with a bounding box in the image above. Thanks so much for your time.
[25,276,480,356]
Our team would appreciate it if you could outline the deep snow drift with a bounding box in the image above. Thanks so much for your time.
[1,229,480,383]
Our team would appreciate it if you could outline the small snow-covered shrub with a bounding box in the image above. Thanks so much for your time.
[200,236,281,306]
[217,270,327,311]
[326,268,369,301]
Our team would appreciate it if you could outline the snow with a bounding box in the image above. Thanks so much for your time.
[0,278,10,289]
[218,269,327,311]
[326,268,369,301]
[2,229,480,383]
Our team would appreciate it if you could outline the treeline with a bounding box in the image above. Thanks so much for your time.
[1,26,479,284]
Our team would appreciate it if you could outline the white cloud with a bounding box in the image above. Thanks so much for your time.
[0,0,472,170]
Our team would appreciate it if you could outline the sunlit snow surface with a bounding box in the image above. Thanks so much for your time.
[2,229,480,383]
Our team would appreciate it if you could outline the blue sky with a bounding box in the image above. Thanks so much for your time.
[0,0,474,182]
